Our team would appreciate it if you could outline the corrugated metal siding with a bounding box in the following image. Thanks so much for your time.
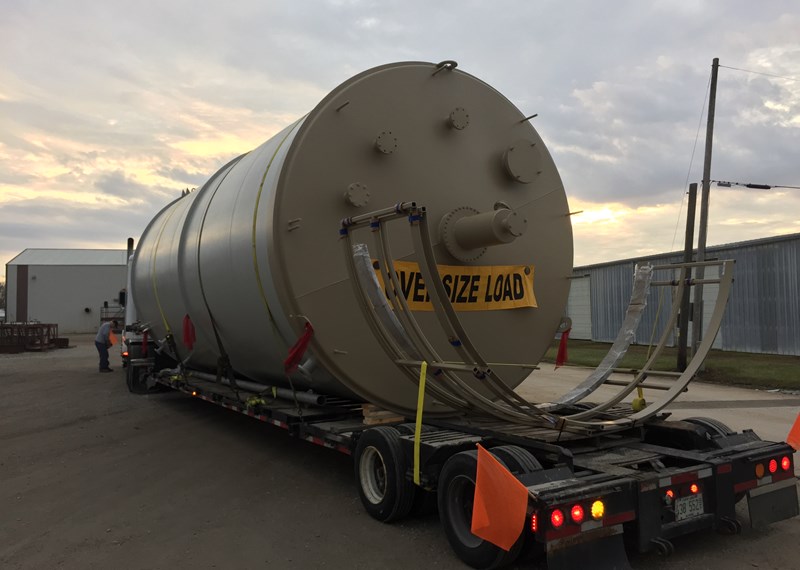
[716,238,800,355]
[571,233,800,356]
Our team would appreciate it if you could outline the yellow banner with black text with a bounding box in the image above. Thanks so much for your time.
[373,261,537,311]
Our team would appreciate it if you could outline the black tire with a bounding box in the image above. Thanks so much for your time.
[438,450,524,569]
[490,446,542,475]
[392,424,439,516]
[354,426,415,523]
[684,416,735,437]
[394,422,435,436]
[126,365,150,394]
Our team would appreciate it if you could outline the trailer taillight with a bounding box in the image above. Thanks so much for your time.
[755,463,765,479]
[570,504,585,524]
[781,456,791,471]
[664,489,675,504]
[530,513,538,533]
[122,351,129,358]
[550,509,565,529]
[768,459,778,474]
[689,483,699,494]
[191,390,198,396]
[591,500,604,520]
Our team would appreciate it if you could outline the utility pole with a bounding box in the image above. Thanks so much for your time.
[691,57,719,357]
[677,182,698,371]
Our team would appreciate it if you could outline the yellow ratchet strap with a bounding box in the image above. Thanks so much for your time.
[413,361,428,486]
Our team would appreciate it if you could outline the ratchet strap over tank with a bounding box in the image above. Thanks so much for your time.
[149,202,183,361]
[340,202,736,436]
[194,153,248,394]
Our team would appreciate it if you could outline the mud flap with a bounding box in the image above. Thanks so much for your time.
[747,478,799,528]
[546,527,631,570]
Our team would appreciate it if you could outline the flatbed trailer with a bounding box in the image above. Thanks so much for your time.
[127,357,799,570]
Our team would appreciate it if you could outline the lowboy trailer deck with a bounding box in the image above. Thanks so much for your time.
[126,358,798,570]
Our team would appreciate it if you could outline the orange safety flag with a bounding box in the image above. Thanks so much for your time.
[787,412,800,451]
[554,328,570,369]
[182,314,196,350]
[284,322,314,374]
[108,331,117,346]
[471,443,529,551]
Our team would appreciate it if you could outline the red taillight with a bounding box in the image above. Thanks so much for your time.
[665,489,675,500]
[551,509,565,529]
[530,513,538,533]
[768,459,778,474]
[689,483,699,494]
[781,456,791,472]
[122,351,129,358]
[570,504,585,524]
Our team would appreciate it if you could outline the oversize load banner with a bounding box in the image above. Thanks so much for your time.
[374,261,537,312]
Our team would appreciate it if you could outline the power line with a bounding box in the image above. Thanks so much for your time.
[719,64,798,83]
[671,70,712,251]
[713,179,800,190]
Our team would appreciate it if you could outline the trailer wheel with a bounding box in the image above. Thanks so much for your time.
[126,365,150,394]
[354,426,415,523]
[394,422,435,436]
[438,450,523,569]
[490,445,542,474]
[684,417,735,438]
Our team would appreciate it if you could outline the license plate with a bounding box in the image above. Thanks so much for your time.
[675,493,704,521]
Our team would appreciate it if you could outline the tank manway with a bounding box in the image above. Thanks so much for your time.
[131,61,573,417]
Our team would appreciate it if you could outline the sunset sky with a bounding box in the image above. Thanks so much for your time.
[2,1,799,282]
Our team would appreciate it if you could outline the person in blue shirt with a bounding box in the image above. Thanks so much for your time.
[95,320,118,372]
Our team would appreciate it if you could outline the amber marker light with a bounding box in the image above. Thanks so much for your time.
[755,463,765,478]
[591,500,605,519]
[191,391,198,396]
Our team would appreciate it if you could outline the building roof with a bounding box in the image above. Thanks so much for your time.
[575,232,800,271]
[7,249,128,266]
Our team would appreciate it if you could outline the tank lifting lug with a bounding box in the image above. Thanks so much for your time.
[432,60,458,75]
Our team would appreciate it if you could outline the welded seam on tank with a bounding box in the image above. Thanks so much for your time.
[250,116,306,337]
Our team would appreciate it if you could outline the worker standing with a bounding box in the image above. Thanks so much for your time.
[95,320,118,373]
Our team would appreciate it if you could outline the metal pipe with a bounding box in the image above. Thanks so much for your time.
[453,208,526,250]
[187,371,327,406]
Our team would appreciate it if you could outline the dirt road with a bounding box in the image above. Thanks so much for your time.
[1,336,797,569]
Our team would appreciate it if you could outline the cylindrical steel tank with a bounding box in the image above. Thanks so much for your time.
[131,61,573,416]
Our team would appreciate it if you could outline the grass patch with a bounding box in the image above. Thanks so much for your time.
[543,339,800,391]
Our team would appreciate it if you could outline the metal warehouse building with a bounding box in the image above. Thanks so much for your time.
[5,249,127,334]
[565,233,800,356]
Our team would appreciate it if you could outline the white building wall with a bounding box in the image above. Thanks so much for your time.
[5,265,18,321]
[24,265,127,333]
[566,276,592,339]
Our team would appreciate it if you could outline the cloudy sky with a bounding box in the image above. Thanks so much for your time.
[2,0,799,282]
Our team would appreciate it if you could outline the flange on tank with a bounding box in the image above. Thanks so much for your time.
[131,60,573,416]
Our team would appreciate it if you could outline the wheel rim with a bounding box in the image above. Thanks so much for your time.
[359,445,388,505]
[445,473,482,548]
